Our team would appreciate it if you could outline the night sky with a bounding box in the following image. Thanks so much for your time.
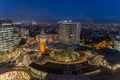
[0,0,120,21]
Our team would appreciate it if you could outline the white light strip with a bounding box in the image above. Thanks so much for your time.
[2,23,12,26]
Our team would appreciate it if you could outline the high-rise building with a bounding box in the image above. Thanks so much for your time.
[59,20,81,45]
[0,19,14,52]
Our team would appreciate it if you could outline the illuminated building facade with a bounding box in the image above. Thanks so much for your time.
[118,44,120,51]
[59,20,81,44]
[46,34,59,43]
[39,29,46,54]
[0,20,14,52]
[0,69,31,80]
[116,41,120,51]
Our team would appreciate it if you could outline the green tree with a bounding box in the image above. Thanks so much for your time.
[19,38,27,46]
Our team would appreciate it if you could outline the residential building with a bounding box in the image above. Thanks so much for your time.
[59,20,81,44]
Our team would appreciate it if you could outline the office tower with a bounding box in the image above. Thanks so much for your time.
[0,19,14,52]
[59,20,81,45]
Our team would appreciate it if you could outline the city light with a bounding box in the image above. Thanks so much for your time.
[0,0,120,80]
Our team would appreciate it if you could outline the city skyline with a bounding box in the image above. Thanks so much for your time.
[0,17,120,80]
[1,1,120,80]
[0,0,120,22]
